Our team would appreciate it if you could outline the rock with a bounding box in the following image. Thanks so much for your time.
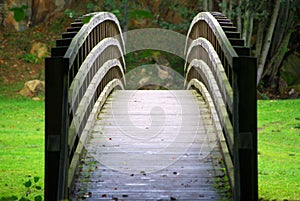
[30,42,48,58]
[140,68,146,76]
[280,53,300,86]
[278,77,288,95]
[4,8,28,31]
[156,64,169,79]
[32,97,41,101]
[138,76,150,86]
[287,87,300,99]
[2,0,71,30]
[290,84,300,96]
[19,79,45,97]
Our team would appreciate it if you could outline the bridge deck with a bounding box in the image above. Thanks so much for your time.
[70,90,229,200]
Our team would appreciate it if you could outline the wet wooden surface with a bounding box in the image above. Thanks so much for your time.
[70,90,230,200]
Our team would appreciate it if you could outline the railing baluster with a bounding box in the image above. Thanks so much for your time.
[185,12,257,201]
[45,12,126,201]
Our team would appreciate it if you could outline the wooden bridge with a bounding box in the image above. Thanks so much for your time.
[45,11,257,201]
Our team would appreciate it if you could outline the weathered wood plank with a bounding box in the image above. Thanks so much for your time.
[70,90,230,200]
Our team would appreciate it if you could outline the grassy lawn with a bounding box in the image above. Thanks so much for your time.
[0,86,44,200]
[258,99,300,200]
[0,80,300,201]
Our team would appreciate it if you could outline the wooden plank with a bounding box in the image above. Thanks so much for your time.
[71,22,83,27]
[70,90,231,200]
[51,46,68,57]
[233,46,251,56]
[218,21,233,26]
[56,39,72,47]
[67,27,81,32]
[229,38,245,46]
[62,32,77,39]
[217,19,231,23]
[221,26,237,32]
[225,31,241,39]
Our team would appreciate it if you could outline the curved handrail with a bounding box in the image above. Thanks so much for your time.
[45,12,126,201]
[68,58,125,150]
[185,59,233,155]
[68,37,126,112]
[64,12,126,69]
[184,11,238,199]
[186,78,234,190]
[185,12,237,66]
[185,11,258,200]
[67,78,124,187]
[185,37,233,112]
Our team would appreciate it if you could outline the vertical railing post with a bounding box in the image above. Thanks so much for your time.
[232,59,240,200]
[45,57,69,201]
[233,56,258,201]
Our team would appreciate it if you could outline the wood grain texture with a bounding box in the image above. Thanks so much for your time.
[70,90,230,200]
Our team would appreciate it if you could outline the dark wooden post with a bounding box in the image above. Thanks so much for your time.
[45,57,69,201]
[233,56,258,201]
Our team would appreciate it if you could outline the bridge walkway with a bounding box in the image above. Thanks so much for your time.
[70,90,229,200]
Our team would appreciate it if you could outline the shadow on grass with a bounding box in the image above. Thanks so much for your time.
[0,196,18,201]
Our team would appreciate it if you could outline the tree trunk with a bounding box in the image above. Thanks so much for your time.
[222,0,227,14]
[264,8,295,82]
[228,0,233,19]
[264,30,292,82]
[246,13,253,47]
[269,0,289,57]
[255,20,264,56]
[242,0,249,42]
[237,0,242,33]
[208,0,213,11]
[256,0,281,85]
[203,0,208,11]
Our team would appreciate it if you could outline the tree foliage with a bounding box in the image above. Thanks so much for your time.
[6,0,300,89]
[215,0,299,86]
[9,5,28,22]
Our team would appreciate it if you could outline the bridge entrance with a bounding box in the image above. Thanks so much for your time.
[45,11,257,201]
[70,90,227,200]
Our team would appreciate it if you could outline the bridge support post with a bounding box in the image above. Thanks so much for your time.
[233,56,258,201]
[45,57,69,201]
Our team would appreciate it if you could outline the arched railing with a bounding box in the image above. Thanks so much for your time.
[45,12,125,201]
[185,12,257,201]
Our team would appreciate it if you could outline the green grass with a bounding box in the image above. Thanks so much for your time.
[258,99,300,200]
[0,80,300,201]
[0,93,44,200]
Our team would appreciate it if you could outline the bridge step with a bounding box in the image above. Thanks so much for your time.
[221,26,237,32]
[71,22,83,28]
[228,38,245,46]
[62,31,77,39]
[56,38,72,47]
[51,46,68,57]
[70,90,229,200]
[213,11,253,57]
[218,21,233,27]
[216,19,231,23]
[67,27,81,32]
[233,46,251,56]
[224,31,241,39]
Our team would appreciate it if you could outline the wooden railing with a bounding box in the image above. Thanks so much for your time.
[45,12,125,201]
[184,12,257,201]
[45,10,257,201]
